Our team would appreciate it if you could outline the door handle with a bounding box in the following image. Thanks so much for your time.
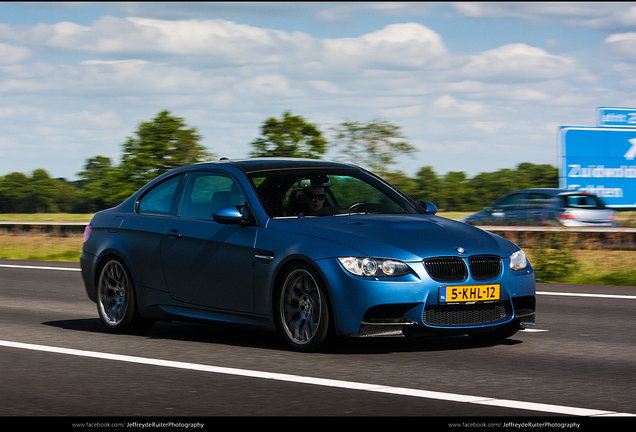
[162,229,181,238]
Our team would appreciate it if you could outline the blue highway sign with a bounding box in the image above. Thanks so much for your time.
[559,126,636,208]
[597,107,636,128]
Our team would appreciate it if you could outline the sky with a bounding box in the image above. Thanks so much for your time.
[2,2,636,181]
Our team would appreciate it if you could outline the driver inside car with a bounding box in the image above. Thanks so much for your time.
[300,187,326,214]
[290,175,332,216]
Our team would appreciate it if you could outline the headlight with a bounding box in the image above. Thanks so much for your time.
[338,257,411,277]
[510,250,527,271]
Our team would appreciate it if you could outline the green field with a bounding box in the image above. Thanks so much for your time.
[0,214,94,222]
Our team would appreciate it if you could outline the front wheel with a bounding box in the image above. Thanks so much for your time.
[97,258,154,334]
[278,264,331,352]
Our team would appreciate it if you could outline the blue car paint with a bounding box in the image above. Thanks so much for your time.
[80,158,535,343]
[256,214,531,335]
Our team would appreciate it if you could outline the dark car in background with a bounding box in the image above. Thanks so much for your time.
[463,188,618,227]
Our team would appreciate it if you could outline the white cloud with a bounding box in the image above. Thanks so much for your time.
[242,74,300,97]
[458,43,577,82]
[431,95,485,118]
[322,23,446,70]
[603,32,636,60]
[378,105,423,118]
[575,5,636,30]
[48,110,122,129]
[0,42,30,64]
[608,62,636,89]
[0,16,306,65]
[605,32,636,43]
[452,2,623,24]
[0,59,241,99]
[306,80,345,94]
[0,105,46,119]
[470,121,506,134]
[0,17,446,72]
[0,136,19,152]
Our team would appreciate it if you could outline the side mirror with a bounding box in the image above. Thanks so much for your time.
[212,206,249,225]
[418,201,438,215]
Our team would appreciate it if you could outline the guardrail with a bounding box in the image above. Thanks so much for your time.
[478,226,636,250]
[2,222,636,249]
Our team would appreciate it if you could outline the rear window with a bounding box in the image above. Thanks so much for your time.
[138,174,184,216]
[563,194,606,209]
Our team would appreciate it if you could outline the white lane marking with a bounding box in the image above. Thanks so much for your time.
[0,264,81,272]
[0,340,632,417]
[538,291,636,300]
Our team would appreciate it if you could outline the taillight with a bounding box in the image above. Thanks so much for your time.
[83,223,93,243]
[559,214,576,220]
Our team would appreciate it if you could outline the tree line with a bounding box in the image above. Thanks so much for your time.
[0,109,557,214]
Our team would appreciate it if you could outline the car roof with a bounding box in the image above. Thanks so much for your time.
[190,157,358,174]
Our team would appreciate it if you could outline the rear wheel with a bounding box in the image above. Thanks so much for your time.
[278,264,331,352]
[97,258,154,334]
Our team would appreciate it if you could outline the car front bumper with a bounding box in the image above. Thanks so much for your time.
[316,258,536,338]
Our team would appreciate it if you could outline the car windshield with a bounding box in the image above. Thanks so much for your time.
[247,167,421,218]
[563,194,606,209]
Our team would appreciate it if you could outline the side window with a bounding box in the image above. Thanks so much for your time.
[138,175,184,216]
[525,193,552,209]
[177,172,246,220]
[565,194,605,209]
[494,193,524,210]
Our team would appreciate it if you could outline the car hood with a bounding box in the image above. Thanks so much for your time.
[462,210,488,222]
[266,214,518,261]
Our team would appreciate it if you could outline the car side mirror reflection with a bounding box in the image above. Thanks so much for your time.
[417,201,438,215]
[212,206,250,225]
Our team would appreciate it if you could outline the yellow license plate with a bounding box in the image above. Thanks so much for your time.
[440,284,500,303]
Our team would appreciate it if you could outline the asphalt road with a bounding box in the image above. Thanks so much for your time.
[1,258,635,425]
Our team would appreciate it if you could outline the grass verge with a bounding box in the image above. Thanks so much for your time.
[525,248,636,286]
[1,233,635,286]
[0,214,93,222]
[0,233,83,262]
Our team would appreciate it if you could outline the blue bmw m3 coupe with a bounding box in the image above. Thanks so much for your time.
[80,158,535,351]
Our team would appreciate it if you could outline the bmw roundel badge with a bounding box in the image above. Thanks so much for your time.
[456,247,466,255]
